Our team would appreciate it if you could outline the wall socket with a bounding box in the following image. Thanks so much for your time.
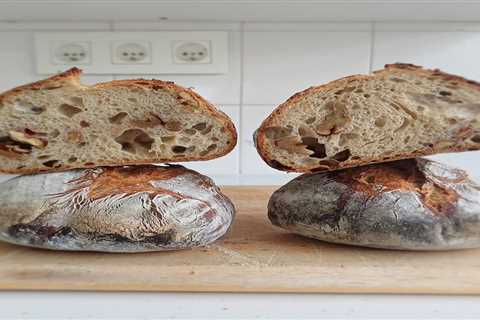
[35,32,228,74]
[51,41,91,65]
[173,41,211,64]
[112,41,152,65]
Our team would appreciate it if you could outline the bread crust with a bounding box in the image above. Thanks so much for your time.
[0,68,237,173]
[268,158,480,250]
[255,63,480,173]
[0,165,235,252]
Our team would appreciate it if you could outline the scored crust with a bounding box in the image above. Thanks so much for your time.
[268,158,480,250]
[0,68,237,173]
[0,164,235,252]
[255,63,480,173]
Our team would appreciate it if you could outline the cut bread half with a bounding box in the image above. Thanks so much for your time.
[254,63,480,173]
[0,68,237,173]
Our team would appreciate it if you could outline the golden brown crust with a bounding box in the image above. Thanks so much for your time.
[332,159,459,216]
[53,165,218,208]
[0,68,82,104]
[0,157,221,174]
[255,63,480,173]
[68,165,190,200]
[0,68,237,173]
[382,63,480,90]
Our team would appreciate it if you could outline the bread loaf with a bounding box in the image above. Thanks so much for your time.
[255,63,480,173]
[0,165,235,252]
[0,68,237,173]
[268,158,480,250]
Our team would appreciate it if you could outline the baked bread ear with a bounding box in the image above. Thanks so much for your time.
[255,63,480,173]
[268,158,480,250]
[0,68,237,173]
[0,165,235,252]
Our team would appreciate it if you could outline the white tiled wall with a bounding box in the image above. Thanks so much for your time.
[240,105,299,185]
[243,26,372,105]
[0,21,479,184]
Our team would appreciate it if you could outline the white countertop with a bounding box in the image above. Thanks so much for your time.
[1,291,480,319]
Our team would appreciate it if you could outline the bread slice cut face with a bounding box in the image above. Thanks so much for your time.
[0,68,237,173]
[255,63,480,173]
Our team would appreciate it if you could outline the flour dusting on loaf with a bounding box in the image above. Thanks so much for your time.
[0,165,235,252]
[268,158,480,250]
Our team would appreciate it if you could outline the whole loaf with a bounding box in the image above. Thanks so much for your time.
[268,159,480,250]
[0,165,235,252]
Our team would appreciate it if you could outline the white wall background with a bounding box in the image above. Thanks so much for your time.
[0,21,479,185]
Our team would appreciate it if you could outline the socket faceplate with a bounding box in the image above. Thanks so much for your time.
[112,41,152,65]
[51,41,91,65]
[173,41,211,64]
[35,32,228,74]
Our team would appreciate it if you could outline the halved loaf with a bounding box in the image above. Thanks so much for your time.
[0,68,237,173]
[254,63,480,172]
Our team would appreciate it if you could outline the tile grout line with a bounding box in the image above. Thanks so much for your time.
[109,20,117,80]
[368,21,375,74]
[238,21,246,175]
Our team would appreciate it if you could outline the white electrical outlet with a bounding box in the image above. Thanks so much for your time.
[172,41,211,64]
[51,41,91,65]
[35,32,228,74]
[111,41,152,64]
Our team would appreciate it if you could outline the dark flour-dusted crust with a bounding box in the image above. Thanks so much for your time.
[255,63,480,173]
[0,68,237,174]
[0,165,235,252]
[268,159,480,250]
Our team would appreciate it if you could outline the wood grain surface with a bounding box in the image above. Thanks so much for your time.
[0,186,479,294]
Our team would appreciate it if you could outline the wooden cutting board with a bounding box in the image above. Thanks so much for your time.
[0,186,479,294]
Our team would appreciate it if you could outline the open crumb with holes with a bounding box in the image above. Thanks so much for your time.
[254,63,480,172]
[0,68,237,173]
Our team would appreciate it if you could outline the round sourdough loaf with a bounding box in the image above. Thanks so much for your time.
[268,158,480,250]
[0,165,235,252]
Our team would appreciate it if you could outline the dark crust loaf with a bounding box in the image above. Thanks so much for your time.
[268,158,480,250]
[0,68,237,174]
[254,63,480,173]
[0,165,235,252]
